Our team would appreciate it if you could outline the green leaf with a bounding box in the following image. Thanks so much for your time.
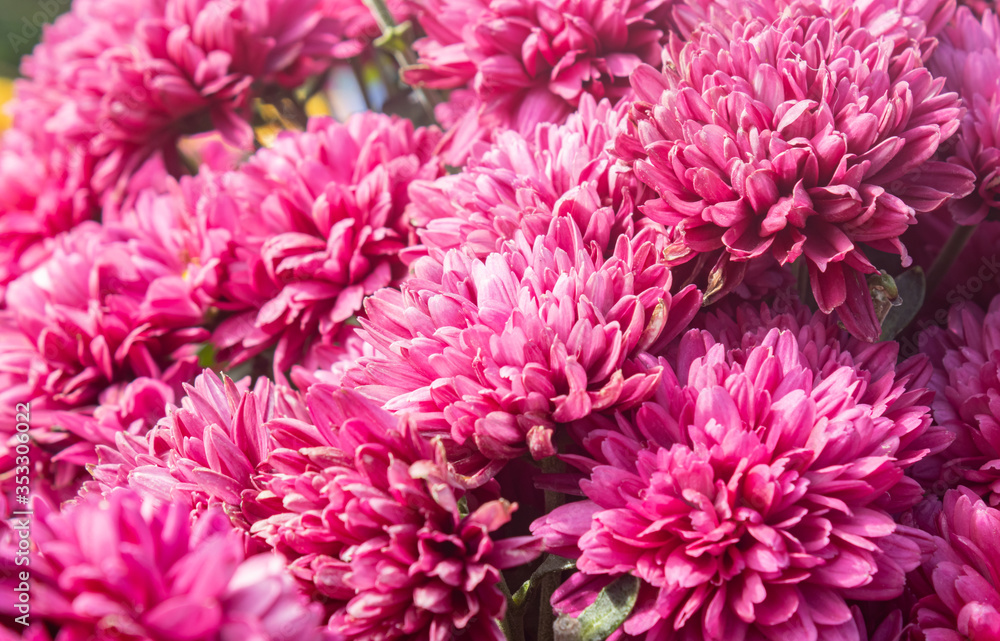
[512,555,576,608]
[878,267,925,341]
[196,342,217,369]
[556,574,639,641]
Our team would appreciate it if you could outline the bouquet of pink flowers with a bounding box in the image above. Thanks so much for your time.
[4,0,1000,639]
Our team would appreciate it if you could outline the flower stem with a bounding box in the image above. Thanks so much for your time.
[926,223,978,298]
[499,573,526,641]
[361,0,440,122]
[539,456,566,641]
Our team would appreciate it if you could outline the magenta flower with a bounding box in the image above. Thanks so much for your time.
[205,113,442,373]
[409,95,648,261]
[0,219,208,475]
[672,0,955,53]
[532,302,933,640]
[404,0,672,140]
[613,14,972,339]
[912,487,1000,639]
[923,296,1000,504]
[930,6,1000,224]
[49,377,176,468]
[0,129,93,298]
[345,215,701,483]
[12,0,350,206]
[252,388,541,638]
[26,490,326,641]
[90,369,307,528]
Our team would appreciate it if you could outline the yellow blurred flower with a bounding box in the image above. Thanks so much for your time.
[305,93,331,117]
[0,78,14,131]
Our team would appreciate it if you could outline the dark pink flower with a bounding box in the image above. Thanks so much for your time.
[614,14,972,340]
[252,388,541,638]
[90,369,307,529]
[12,0,351,206]
[911,487,1000,639]
[533,302,933,640]
[922,296,1000,504]
[23,490,327,641]
[930,6,1000,224]
[345,215,701,483]
[0,219,207,474]
[205,113,443,373]
[404,0,672,141]
[0,130,93,298]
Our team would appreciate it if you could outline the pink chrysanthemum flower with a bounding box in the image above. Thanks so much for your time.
[13,0,350,204]
[409,95,648,261]
[24,490,327,641]
[672,0,955,55]
[252,388,541,639]
[532,302,933,640]
[922,296,1000,504]
[205,113,442,373]
[90,369,307,528]
[50,377,175,468]
[2,220,206,415]
[345,215,701,482]
[614,14,972,339]
[403,0,672,140]
[911,487,1000,639]
[0,130,93,299]
[930,6,1000,224]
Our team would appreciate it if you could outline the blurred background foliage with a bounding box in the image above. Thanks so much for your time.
[0,0,68,129]
[0,0,66,74]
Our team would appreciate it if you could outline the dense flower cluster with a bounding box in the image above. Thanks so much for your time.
[9,0,1000,639]
[0,220,205,475]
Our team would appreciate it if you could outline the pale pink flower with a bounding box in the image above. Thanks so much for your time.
[345,216,701,483]
[26,490,327,641]
[533,302,933,640]
[614,14,973,340]
[252,388,541,639]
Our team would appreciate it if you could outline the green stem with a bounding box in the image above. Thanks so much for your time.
[926,223,978,298]
[499,573,526,641]
[361,0,440,122]
[539,456,566,641]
